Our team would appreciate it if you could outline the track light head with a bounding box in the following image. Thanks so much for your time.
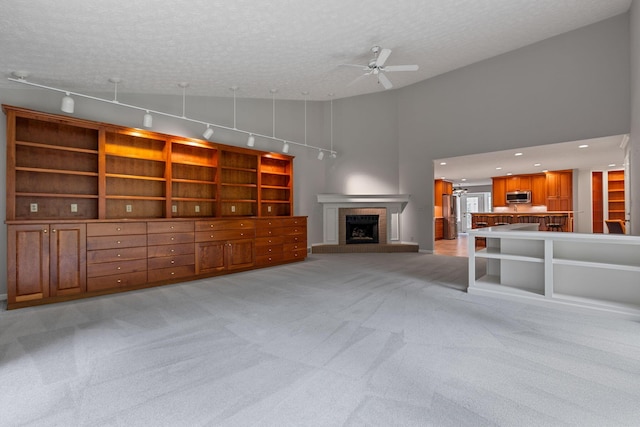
[202,125,214,140]
[331,152,337,158]
[317,150,324,160]
[143,111,153,128]
[61,93,74,113]
[247,135,255,147]
[282,141,290,154]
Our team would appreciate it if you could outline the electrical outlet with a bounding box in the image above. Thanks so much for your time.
[30,203,38,212]
[231,205,236,213]
[195,205,200,213]
[70,203,78,212]
[267,206,272,212]
[172,205,177,213]
[125,204,132,213]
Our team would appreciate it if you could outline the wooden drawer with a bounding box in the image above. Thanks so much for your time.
[148,265,195,283]
[195,228,255,242]
[88,259,147,278]
[87,234,147,251]
[147,221,194,234]
[283,248,306,261]
[256,253,284,265]
[195,219,255,232]
[87,271,147,292]
[147,232,194,246]
[255,226,283,237]
[283,234,306,244]
[148,254,194,270]
[283,242,305,253]
[147,242,194,258]
[255,236,284,246]
[281,217,306,228]
[255,218,283,229]
[256,244,283,257]
[283,226,306,236]
[87,222,147,236]
[87,246,147,264]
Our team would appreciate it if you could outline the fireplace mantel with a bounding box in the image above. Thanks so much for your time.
[317,194,410,245]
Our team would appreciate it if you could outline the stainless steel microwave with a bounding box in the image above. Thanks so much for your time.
[506,191,531,204]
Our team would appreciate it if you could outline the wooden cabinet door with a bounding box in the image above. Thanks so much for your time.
[531,175,546,205]
[195,241,226,274]
[227,239,254,270]
[492,178,506,207]
[558,171,572,199]
[546,172,560,198]
[8,224,50,304]
[50,223,87,297]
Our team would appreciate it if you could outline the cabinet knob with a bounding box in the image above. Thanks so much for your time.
[43,229,47,233]
[116,227,121,231]
[171,260,175,264]
[268,248,272,252]
[117,241,121,244]
[117,267,121,270]
[170,226,174,229]
[117,279,122,284]
[210,224,214,228]
[170,249,175,253]
[240,233,244,236]
[171,272,175,275]
[170,237,175,241]
[51,229,57,233]
[240,223,244,226]
[117,254,121,257]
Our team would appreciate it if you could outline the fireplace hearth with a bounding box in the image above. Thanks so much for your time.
[345,214,379,244]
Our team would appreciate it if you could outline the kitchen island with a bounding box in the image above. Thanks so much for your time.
[471,211,574,232]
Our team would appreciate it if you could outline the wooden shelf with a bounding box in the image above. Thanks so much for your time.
[5,104,294,221]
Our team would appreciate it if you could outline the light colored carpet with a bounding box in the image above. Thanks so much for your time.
[1,253,639,426]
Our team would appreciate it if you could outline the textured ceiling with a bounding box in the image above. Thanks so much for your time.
[0,0,632,100]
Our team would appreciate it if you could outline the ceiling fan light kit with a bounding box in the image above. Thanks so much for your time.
[7,75,337,159]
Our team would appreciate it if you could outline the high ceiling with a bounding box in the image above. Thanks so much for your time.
[0,0,632,100]
[434,134,628,187]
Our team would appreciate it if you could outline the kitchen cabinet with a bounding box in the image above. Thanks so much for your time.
[506,176,531,192]
[607,170,625,222]
[492,178,506,207]
[8,223,86,305]
[531,175,547,205]
[147,221,195,283]
[546,170,572,211]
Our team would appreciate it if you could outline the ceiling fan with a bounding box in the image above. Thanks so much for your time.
[341,46,419,90]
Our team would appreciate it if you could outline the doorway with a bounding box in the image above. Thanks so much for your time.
[460,192,490,232]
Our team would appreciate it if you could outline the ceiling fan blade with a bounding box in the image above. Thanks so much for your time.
[347,73,369,87]
[378,72,393,90]
[384,64,419,72]
[339,64,369,70]
[375,48,392,67]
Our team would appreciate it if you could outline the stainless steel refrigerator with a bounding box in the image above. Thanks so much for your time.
[442,194,457,240]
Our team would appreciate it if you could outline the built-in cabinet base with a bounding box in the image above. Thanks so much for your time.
[7,216,307,309]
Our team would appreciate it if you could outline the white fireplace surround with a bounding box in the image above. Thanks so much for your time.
[317,194,410,245]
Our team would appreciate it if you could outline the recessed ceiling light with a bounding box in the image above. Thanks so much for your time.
[542,169,548,172]
[506,172,513,176]
[514,152,523,156]
[534,163,541,167]
[461,178,467,182]
[495,167,502,170]
[440,162,447,165]
[608,164,616,167]
[579,144,589,148]
[441,176,446,179]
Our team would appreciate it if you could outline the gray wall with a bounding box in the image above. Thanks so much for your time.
[396,13,630,249]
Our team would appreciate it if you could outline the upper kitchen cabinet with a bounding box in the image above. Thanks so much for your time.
[546,170,573,211]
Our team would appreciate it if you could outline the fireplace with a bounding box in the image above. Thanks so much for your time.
[345,215,379,244]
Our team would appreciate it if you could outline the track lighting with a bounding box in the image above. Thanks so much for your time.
[143,111,153,128]
[9,76,337,158]
[61,93,74,113]
[331,152,337,158]
[202,125,214,140]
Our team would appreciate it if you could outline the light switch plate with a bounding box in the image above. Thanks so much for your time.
[172,205,177,213]
[231,205,236,213]
[71,203,78,212]
[125,204,132,212]
[267,206,272,212]
[195,205,200,213]
[30,203,38,212]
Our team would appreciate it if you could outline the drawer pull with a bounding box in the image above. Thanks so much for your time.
[210,224,214,228]
[171,272,175,275]
[170,237,175,241]
[268,248,272,252]
[170,226,174,229]
[117,279,122,284]
[117,266,121,270]
[240,223,244,226]
[171,260,175,264]
[116,241,121,244]
[170,249,175,253]
[240,233,244,236]
[43,229,47,233]
[117,254,121,257]
[116,227,121,231]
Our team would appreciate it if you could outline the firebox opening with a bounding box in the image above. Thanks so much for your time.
[346,215,379,244]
